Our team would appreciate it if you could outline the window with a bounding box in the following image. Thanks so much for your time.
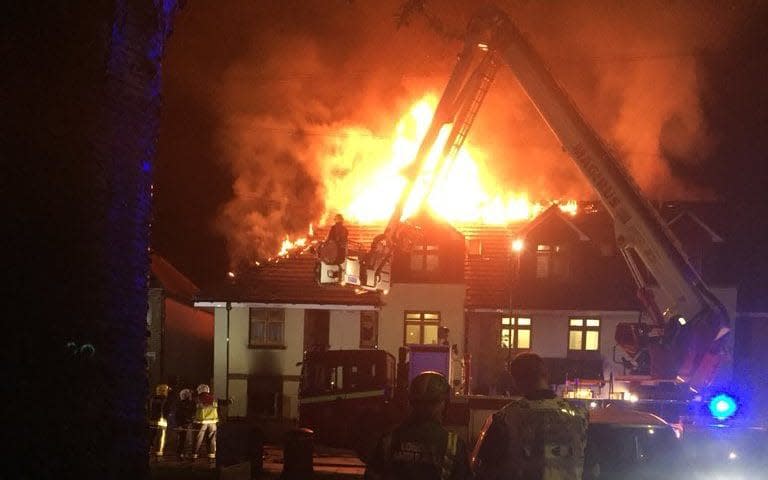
[360,311,379,348]
[404,311,440,345]
[536,245,552,278]
[536,244,570,279]
[410,244,439,272]
[568,317,600,351]
[500,316,532,350]
[249,308,285,347]
[467,239,483,256]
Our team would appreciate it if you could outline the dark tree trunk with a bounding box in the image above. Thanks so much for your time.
[3,1,177,477]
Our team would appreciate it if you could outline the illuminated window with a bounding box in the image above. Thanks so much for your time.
[568,317,600,351]
[501,316,532,350]
[467,239,483,256]
[404,311,441,345]
[249,308,285,347]
[359,311,378,348]
[411,244,439,272]
[536,244,570,279]
[536,245,551,278]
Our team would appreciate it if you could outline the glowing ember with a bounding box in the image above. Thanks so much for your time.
[322,95,576,225]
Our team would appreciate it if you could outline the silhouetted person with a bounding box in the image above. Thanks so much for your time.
[326,214,348,264]
[191,384,218,459]
[148,384,171,456]
[175,388,195,459]
[365,371,471,480]
[473,353,588,480]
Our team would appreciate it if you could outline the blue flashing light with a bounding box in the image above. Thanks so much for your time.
[709,394,738,420]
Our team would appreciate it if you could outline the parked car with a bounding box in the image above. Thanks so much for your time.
[584,406,684,479]
[471,403,684,479]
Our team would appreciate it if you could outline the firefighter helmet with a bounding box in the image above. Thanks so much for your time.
[197,384,210,394]
[155,384,170,397]
[409,371,450,403]
[179,388,192,400]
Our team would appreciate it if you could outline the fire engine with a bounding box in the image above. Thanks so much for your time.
[308,4,734,453]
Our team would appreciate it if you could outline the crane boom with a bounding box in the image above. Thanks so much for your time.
[479,7,729,386]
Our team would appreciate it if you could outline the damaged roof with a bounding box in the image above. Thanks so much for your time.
[197,224,383,306]
[199,202,734,311]
[199,253,381,306]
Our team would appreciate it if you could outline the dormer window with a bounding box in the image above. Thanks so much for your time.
[535,244,570,279]
[467,239,483,256]
[410,244,439,272]
[536,244,552,278]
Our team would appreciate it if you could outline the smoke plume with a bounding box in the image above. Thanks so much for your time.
[208,0,747,266]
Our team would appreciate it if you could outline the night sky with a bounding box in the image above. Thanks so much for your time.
[152,0,767,299]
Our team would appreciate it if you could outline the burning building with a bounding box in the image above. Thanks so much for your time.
[196,198,737,419]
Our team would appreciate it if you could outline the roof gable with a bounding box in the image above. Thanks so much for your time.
[516,205,590,243]
[150,253,200,301]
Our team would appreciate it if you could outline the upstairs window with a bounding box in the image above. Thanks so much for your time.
[411,244,439,272]
[568,317,600,351]
[404,311,440,345]
[500,316,532,350]
[467,239,483,256]
[536,245,552,278]
[536,244,570,279]
[249,308,285,347]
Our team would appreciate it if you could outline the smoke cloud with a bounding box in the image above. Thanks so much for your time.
[207,0,747,266]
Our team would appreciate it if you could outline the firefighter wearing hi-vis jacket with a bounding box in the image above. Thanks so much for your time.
[148,384,171,456]
[191,384,218,459]
[365,371,471,480]
[472,353,588,480]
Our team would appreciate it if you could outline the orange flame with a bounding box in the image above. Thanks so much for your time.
[277,235,308,258]
[322,94,576,225]
[274,96,578,259]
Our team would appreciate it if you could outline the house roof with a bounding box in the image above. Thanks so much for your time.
[462,206,640,311]
[199,202,736,311]
[150,253,200,301]
[198,252,381,306]
[462,224,518,310]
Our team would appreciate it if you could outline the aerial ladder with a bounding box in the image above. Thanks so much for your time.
[318,6,731,389]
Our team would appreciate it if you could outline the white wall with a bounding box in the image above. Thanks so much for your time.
[329,310,362,349]
[469,308,645,397]
[379,282,466,359]
[213,305,371,419]
[213,307,305,418]
[213,307,230,400]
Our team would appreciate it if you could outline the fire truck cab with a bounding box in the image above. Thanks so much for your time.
[298,349,398,445]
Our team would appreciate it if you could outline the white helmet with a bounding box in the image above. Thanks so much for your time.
[179,388,192,400]
[197,384,210,394]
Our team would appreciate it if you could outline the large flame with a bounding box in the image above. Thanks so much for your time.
[322,94,575,225]
[275,95,577,259]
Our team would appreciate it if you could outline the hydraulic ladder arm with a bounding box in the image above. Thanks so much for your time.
[474,6,730,387]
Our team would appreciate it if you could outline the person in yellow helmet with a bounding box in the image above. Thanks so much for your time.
[148,384,171,456]
[191,384,218,459]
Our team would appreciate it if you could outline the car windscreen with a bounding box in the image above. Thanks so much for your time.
[585,424,683,479]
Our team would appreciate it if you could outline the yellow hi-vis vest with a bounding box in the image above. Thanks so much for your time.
[195,400,218,424]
